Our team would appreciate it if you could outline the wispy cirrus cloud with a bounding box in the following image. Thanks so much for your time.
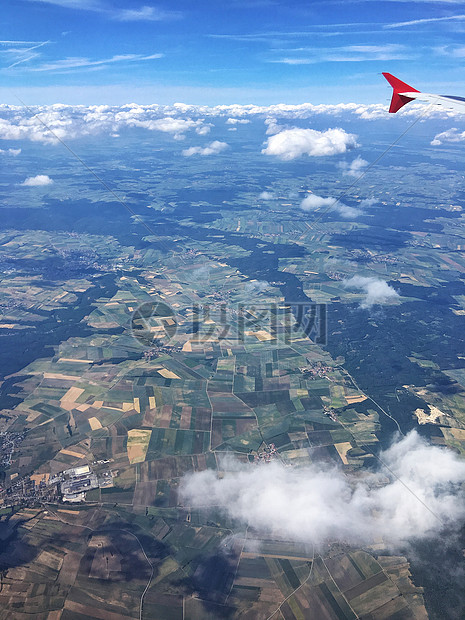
[25,0,182,21]
[112,5,182,21]
[26,0,105,8]
[0,40,50,70]
[268,44,409,64]
[434,44,465,57]
[7,53,163,74]
[385,14,465,28]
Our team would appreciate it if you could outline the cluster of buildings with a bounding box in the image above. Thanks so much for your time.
[254,443,277,463]
[59,464,113,503]
[143,344,181,360]
[0,462,114,508]
[323,405,338,422]
[346,249,397,264]
[299,361,332,379]
[1,471,57,508]
[0,431,26,471]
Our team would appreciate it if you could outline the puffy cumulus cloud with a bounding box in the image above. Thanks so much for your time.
[126,116,204,140]
[191,265,210,280]
[264,117,282,135]
[335,203,363,219]
[179,431,465,549]
[21,174,53,186]
[339,155,368,177]
[262,127,358,161]
[259,191,274,200]
[359,197,377,209]
[0,147,21,155]
[243,280,270,294]
[343,275,399,308]
[226,118,251,125]
[301,193,364,219]
[431,128,465,145]
[182,140,228,157]
[301,193,334,211]
[195,124,213,136]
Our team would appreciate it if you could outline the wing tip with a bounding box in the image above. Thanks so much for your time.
[382,73,420,113]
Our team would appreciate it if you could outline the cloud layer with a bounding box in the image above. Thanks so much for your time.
[180,431,465,548]
[343,275,399,308]
[0,101,458,146]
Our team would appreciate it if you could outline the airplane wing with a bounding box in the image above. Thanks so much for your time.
[383,72,465,113]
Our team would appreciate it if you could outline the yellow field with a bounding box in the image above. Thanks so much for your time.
[334,442,352,465]
[61,386,85,410]
[30,473,50,486]
[346,394,368,404]
[59,448,85,459]
[158,369,181,379]
[88,417,102,430]
[127,429,152,464]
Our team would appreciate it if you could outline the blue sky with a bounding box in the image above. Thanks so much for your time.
[2,0,465,105]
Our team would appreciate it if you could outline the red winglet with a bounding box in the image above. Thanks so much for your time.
[382,73,420,113]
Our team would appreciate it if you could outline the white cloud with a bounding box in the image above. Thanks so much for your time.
[112,5,182,21]
[343,275,399,308]
[182,140,228,156]
[121,115,206,140]
[336,203,363,219]
[259,191,274,200]
[0,147,21,155]
[195,123,213,136]
[1,102,461,146]
[339,155,368,177]
[26,0,103,8]
[434,45,465,59]
[0,39,50,70]
[25,0,182,21]
[431,128,465,145]
[264,117,282,135]
[226,118,251,124]
[269,44,408,65]
[180,431,465,549]
[244,279,269,293]
[262,127,358,160]
[21,174,53,186]
[301,193,363,219]
[353,104,389,120]
[18,53,163,74]
[301,193,334,211]
[359,197,377,210]
[385,14,465,28]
